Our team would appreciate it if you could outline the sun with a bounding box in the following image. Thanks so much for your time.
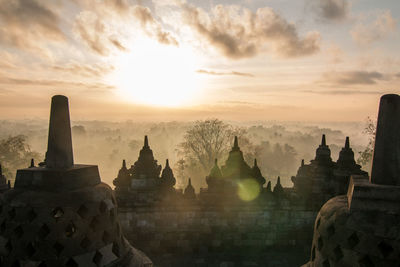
[110,37,203,107]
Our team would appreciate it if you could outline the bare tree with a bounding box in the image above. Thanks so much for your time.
[357,117,376,170]
[177,119,250,176]
[0,135,41,183]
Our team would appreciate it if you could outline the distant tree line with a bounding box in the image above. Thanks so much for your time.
[0,135,41,183]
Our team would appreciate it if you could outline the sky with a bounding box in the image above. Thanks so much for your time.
[0,0,399,122]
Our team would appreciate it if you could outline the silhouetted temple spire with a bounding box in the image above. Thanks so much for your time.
[266,181,272,192]
[337,136,357,167]
[314,134,332,164]
[301,159,304,167]
[161,159,176,190]
[345,136,350,149]
[30,158,34,168]
[232,136,239,151]
[209,159,222,179]
[184,178,196,199]
[144,135,149,148]
[45,95,74,169]
[122,159,127,169]
[273,176,284,195]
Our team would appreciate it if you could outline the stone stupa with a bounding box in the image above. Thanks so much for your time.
[0,95,152,267]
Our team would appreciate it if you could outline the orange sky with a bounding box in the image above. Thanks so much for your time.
[0,0,399,121]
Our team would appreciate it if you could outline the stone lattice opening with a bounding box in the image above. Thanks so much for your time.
[80,236,91,249]
[377,241,393,258]
[359,255,374,267]
[333,245,343,261]
[27,209,37,222]
[13,226,23,238]
[327,224,335,237]
[0,221,6,233]
[65,221,76,237]
[311,246,316,261]
[65,258,78,267]
[25,242,36,257]
[99,201,107,213]
[109,209,115,223]
[53,241,64,257]
[89,217,100,232]
[347,232,359,249]
[93,250,103,265]
[112,242,120,257]
[8,208,16,219]
[5,239,12,253]
[102,231,111,244]
[322,259,330,267]
[38,224,50,239]
[318,236,323,250]
[77,204,89,219]
[316,218,321,229]
[52,207,64,220]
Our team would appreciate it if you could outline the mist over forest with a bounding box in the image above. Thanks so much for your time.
[0,119,373,191]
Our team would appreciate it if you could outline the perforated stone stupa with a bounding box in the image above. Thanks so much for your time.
[0,95,152,267]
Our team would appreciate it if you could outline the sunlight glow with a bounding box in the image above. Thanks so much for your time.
[111,37,203,107]
[237,178,261,201]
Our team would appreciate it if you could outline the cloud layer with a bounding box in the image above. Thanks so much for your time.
[0,0,65,52]
[307,0,350,22]
[181,4,321,59]
[321,71,386,85]
[351,10,396,46]
[196,69,254,77]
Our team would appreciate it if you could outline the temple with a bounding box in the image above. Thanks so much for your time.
[113,136,178,206]
[0,95,152,267]
[303,94,400,266]
[113,131,370,265]
[291,134,367,207]
[201,136,267,202]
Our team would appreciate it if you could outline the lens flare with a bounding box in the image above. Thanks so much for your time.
[237,178,260,201]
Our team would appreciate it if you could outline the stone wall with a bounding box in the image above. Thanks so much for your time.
[118,202,317,267]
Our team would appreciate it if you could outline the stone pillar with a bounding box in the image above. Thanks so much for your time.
[370,94,400,186]
[46,95,74,168]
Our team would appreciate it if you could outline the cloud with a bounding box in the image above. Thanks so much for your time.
[303,89,382,95]
[180,4,320,59]
[321,71,386,85]
[52,62,115,78]
[73,11,127,56]
[325,44,344,64]
[0,0,65,52]
[0,72,114,90]
[307,0,350,22]
[196,69,254,77]
[131,6,178,46]
[109,37,128,51]
[351,10,396,46]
